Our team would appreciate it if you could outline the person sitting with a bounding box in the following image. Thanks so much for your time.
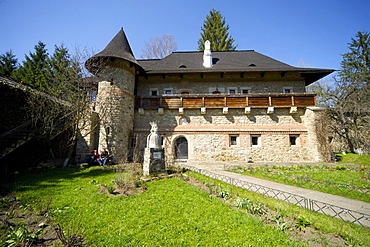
[88,150,99,165]
[98,149,109,166]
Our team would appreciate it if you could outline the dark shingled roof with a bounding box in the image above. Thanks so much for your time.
[85,29,334,85]
[137,51,334,85]
[85,28,141,74]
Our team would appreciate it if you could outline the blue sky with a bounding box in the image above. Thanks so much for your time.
[1,0,369,72]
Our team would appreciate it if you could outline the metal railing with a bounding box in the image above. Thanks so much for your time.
[179,164,370,228]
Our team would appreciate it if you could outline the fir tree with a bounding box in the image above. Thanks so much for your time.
[18,41,51,91]
[49,45,81,98]
[0,50,19,79]
[198,9,237,51]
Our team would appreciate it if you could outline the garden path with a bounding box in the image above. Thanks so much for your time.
[179,161,370,228]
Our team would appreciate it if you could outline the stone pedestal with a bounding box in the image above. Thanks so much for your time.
[143,148,165,176]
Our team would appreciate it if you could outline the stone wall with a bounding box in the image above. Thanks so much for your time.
[133,107,322,164]
[136,72,306,96]
[95,63,136,163]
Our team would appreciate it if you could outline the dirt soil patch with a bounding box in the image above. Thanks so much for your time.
[0,193,85,246]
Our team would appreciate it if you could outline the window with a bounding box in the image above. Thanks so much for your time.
[283,87,293,93]
[179,117,190,125]
[251,134,261,147]
[90,91,97,102]
[130,137,136,148]
[289,135,300,146]
[240,87,251,94]
[228,87,238,94]
[163,88,173,95]
[209,87,225,94]
[150,88,159,96]
[229,135,239,146]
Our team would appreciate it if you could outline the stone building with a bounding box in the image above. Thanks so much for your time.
[82,28,334,164]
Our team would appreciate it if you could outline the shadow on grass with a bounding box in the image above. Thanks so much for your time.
[2,166,114,194]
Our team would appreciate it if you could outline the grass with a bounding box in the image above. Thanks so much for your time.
[336,152,370,165]
[228,161,370,203]
[11,166,303,246]
[188,170,370,246]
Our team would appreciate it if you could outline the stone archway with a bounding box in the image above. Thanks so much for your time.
[174,137,188,159]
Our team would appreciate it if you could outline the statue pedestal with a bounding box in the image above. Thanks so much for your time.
[143,148,165,176]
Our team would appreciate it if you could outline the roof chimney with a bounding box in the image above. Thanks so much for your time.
[203,40,212,68]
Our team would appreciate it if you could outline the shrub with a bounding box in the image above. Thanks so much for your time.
[295,215,311,232]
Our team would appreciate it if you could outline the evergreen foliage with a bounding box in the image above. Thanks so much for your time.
[312,31,370,154]
[48,45,81,98]
[0,50,19,80]
[198,9,237,51]
[17,42,51,91]
[340,31,370,84]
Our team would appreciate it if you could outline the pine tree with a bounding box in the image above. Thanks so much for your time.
[18,41,51,91]
[0,50,19,79]
[340,31,370,85]
[313,31,370,153]
[198,9,237,51]
[49,45,81,98]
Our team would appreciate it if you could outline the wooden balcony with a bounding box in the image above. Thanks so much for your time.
[135,93,316,110]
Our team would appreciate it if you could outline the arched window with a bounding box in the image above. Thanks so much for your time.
[174,137,188,159]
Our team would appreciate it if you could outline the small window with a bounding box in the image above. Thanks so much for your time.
[90,91,97,102]
[241,87,251,94]
[179,117,190,125]
[289,135,300,146]
[209,87,225,94]
[283,87,293,93]
[130,137,136,148]
[164,88,173,95]
[229,135,239,146]
[150,88,159,96]
[228,87,238,94]
[251,135,261,147]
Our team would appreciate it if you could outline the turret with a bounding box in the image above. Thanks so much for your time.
[85,28,141,163]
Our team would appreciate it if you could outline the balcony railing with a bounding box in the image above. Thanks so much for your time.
[135,93,316,110]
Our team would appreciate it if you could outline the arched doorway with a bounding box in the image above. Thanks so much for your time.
[174,137,188,159]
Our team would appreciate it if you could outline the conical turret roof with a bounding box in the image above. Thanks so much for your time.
[85,28,141,74]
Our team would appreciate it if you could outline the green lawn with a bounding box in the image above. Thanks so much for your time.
[337,153,370,165]
[13,167,302,246]
[228,162,370,203]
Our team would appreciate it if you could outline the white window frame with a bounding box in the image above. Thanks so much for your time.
[227,87,238,94]
[163,88,173,95]
[289,134,300,146]
[229,134,239,146]
[179,116,190,125]
[240,87,251,94]
[251,134,261,147]
[150,88,159,96]
[283,87,293,93]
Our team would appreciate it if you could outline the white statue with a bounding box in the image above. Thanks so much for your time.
[147,121,161,149]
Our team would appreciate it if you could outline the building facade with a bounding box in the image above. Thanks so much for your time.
[81,28,334,165]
